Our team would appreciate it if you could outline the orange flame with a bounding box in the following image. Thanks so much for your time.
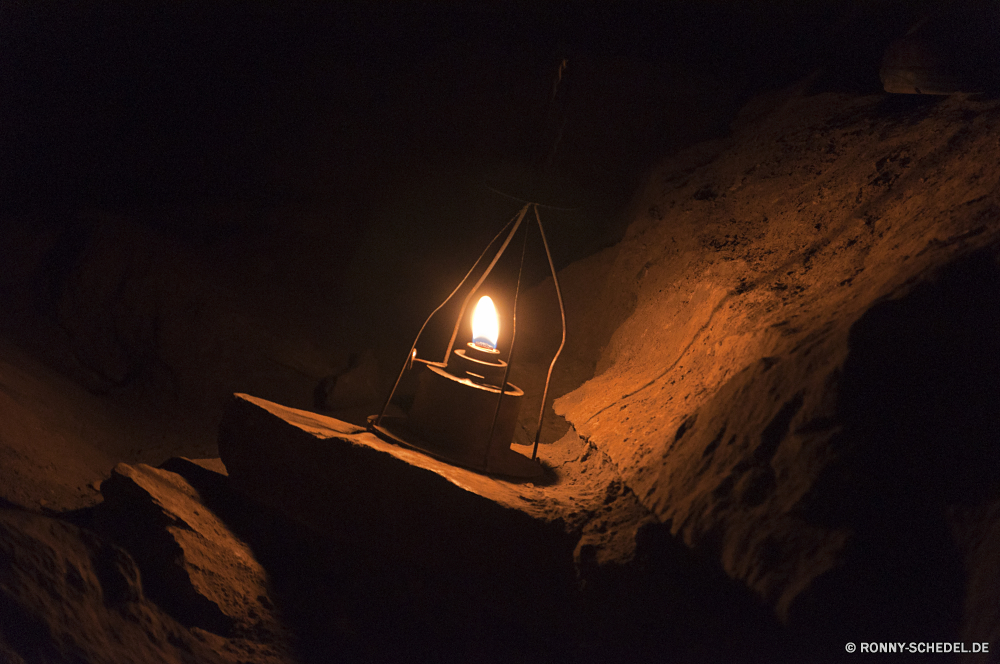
[471,296,499,349]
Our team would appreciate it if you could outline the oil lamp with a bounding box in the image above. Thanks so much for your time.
[369,202,565,480]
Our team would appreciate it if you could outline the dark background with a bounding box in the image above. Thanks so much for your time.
[1,1,934,221]
[0,0,953,418]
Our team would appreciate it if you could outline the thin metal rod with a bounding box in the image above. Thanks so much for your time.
[483,183,580,211]
[375,213,519,426]
[532,204,566,460]
[543,57,569,168]
[442,202,530,366]
[482,214,530,470]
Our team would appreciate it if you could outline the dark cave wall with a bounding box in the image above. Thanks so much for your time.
[0,1,938,427]
[0,0,926,213]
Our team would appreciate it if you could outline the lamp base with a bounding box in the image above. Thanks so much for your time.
[369,358,545,481]
[368,415,545,480]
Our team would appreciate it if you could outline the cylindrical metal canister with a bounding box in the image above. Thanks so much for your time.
[408,364,523,469]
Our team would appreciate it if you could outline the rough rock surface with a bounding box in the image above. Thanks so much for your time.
[217,392,791,662]
[96,460,289,659]
[0,337,141,512]
[0,507,225,664]
[0,332,224,515]
[220,393,582,569]
[551,85,1000,651]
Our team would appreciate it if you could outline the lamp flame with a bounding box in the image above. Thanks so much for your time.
[471,296,499,349]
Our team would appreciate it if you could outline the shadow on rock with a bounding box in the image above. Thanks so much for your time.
[797,249,1000,649]
[156,453,793,664]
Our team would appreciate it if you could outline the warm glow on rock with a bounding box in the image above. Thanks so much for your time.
[471,296,499,349]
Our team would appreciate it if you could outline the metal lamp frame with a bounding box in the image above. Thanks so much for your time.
[373,201,566,467]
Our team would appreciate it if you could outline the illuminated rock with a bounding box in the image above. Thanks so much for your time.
[551,88,1000,646]
[0,508,224,664]
[97,461,286,650]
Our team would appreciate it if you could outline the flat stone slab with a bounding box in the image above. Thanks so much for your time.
[218,393,582,581]
[215,394,795,660]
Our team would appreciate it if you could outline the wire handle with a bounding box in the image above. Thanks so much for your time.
[531,204,566,460]
[374,202,566,469]
[441,203,530,367]
[482,218,530,470]
[375,206,526,426]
